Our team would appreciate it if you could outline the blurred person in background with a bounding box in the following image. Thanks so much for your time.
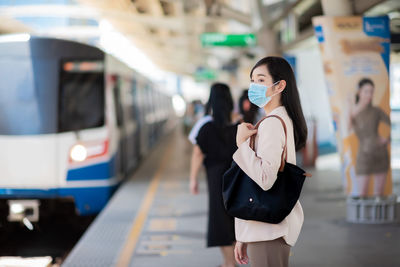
[193,100,205,121]
[238,89,259,124]
[189,83,237,267]
[184,100,205,136]
[183,101,195,136]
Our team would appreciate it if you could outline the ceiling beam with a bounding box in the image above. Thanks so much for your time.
[218,3,252,26]
[0,4,229,33]
[353,0,386,14]
[0,1,248,75]
[135,0,164,16]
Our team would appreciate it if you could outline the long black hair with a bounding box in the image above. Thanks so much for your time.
[250,56,307,151]
[205,82,233,127]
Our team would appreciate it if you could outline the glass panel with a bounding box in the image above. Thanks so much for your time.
[0,58,55,135]
[58,63,104,132]
[113,77,123,127]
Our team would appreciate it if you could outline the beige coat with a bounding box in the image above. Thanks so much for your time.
[232,106,303,246]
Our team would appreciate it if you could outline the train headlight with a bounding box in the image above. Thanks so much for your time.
[10,203,24,214]
[70,144,88,162]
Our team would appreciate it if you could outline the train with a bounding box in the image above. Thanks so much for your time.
[0,35,176,225]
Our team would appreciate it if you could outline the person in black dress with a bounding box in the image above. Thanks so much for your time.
[189,83,237,267]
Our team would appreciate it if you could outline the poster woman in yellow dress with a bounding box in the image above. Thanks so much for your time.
[349,78,391,197]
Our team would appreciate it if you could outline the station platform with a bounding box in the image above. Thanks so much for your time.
[62,129,400,267]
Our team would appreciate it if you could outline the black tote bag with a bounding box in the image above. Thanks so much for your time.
[222,115,311,224]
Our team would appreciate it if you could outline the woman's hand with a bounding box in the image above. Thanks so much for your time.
[189,178,199,195]
[348,93,367,118]
[236,123,257,147]
[234,241,249,265]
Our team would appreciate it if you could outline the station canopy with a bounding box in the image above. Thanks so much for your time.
[2,0,399,80]
[0,0,271,79]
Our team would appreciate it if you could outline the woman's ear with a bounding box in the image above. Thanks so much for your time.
[277,80,287,93]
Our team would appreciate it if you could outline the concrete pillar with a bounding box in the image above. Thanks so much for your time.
[255,0,279,55]
[256,24,279,55]
[321,0,353,16]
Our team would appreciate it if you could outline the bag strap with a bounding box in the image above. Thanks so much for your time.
[249,117,268,150]
[249,114,287,172]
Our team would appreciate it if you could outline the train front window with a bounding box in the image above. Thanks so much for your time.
[0,58,57,135]
[58,61,105,132]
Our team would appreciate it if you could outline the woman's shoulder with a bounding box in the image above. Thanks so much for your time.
[197,120,214,134]
[188,115,213,144]
[371,105,385,114]
[257,113,290,142]
[364,106,384,119]
[259,116,286,131]
[196,115,213,128]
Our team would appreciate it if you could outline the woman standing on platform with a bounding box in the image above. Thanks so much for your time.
[189,83,237,267]
[233,57,307,267]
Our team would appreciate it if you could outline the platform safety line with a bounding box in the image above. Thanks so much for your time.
[116,140,174,267]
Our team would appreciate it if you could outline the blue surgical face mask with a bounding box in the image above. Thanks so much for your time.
[248,81,280,108]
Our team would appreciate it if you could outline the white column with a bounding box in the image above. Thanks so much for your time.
[321,0,353,16]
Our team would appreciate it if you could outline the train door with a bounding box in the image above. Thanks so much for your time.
[147,85,156,148]
[112,76,127,177]
[130,79,141,168]
[137,82,149,156]
[120,77,140,173]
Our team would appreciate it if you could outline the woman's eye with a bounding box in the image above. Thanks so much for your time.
[250,80,254,83]
[258,79,264,82]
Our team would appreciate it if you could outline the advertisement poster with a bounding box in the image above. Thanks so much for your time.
[312,16,392,197]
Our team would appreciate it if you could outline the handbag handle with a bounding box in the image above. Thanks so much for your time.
[249,115,287,172]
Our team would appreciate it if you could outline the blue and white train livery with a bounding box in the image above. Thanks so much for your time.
[0,35,175,223]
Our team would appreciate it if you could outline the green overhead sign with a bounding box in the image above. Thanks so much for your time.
[200,33,257,47]
[194,68,217,82]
